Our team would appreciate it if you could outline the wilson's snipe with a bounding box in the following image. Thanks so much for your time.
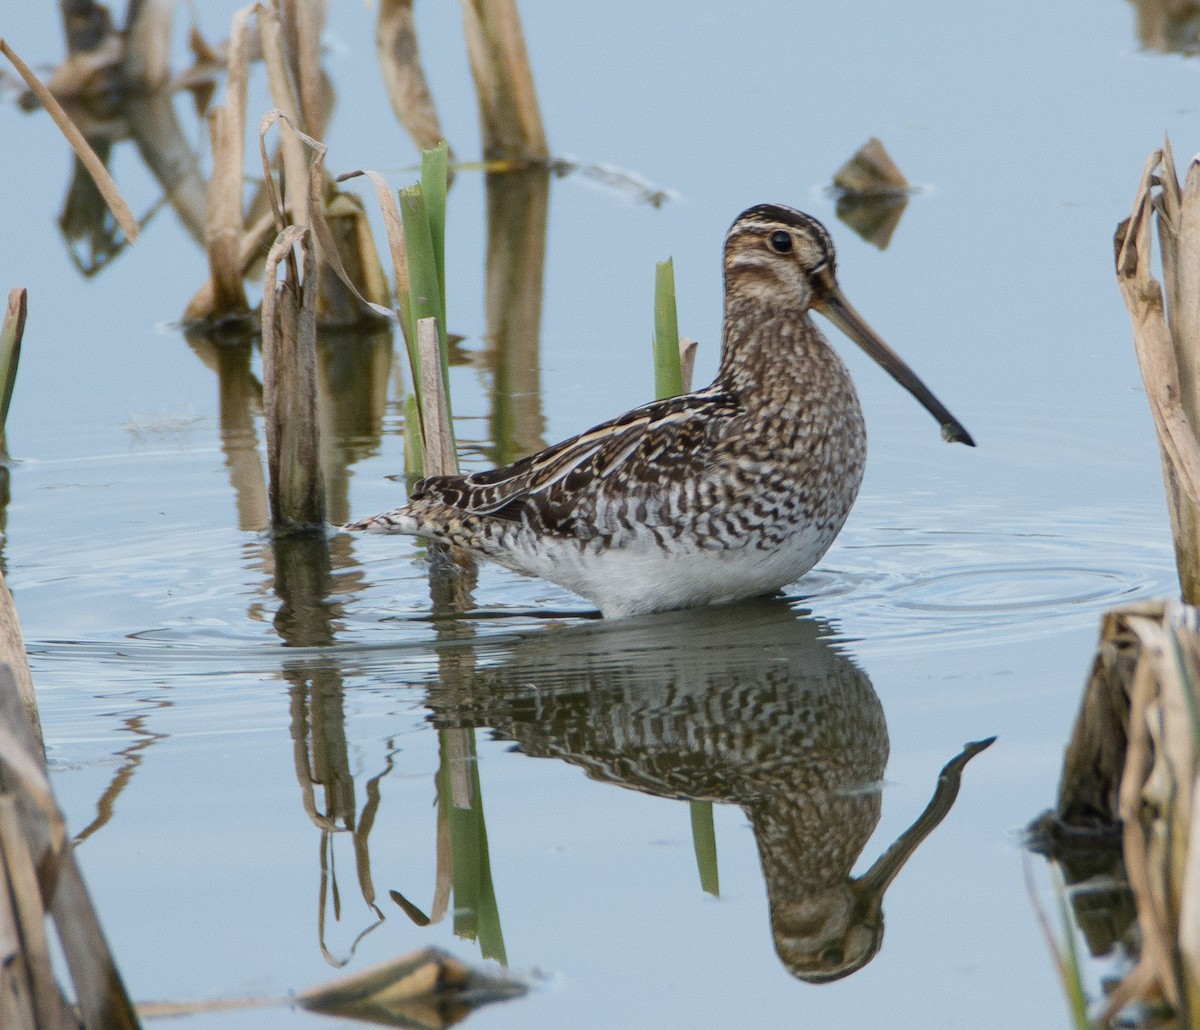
[347,204,973,617]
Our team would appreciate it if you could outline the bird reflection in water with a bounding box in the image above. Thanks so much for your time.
[425,598,992,982]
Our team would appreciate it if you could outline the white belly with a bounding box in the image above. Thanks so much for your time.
[499,522,837,618]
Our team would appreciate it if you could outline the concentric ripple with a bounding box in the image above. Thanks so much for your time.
[792,502,1176,654]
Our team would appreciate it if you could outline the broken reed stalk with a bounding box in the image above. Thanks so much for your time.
[651,259,719,894]
[1,289,26,455]
[458,0,548,162]
[258,4,312,230]
[417,318,457,476]
[265,0,390,330]
[1116,140,1200,603]
[202,5,253,319]
[262,225,325,530]
[0,38,138,242]
[481,167,550,465]
[376,0,452,155]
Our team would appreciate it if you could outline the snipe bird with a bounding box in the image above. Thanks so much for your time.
[347,204,974,617]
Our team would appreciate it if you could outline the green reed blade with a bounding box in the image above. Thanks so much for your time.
[399,183,453,431]
[653,258,683,398]
[440,729,507,965]
[649,262,720,893]
[404,393,424,480]
[399,187,438,362]
[690,800,719,897]
[466,749,507,965]
[1052,868,1094,1030]
[421,141,449,330]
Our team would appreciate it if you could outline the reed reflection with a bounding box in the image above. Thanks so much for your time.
[425,599,990,982]
[192,317,395,959]
[1129,0,1200,53]
[26,1,211,271]
[283,655,401,966]
[481,167,550,466]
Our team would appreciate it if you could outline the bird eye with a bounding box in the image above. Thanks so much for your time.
[769,230,793,253]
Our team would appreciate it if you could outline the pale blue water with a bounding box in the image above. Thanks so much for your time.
[0,1,1185,1026]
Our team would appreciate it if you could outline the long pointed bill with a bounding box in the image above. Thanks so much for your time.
[815,278,975,447]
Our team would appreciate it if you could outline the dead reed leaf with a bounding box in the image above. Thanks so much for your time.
[338,168,411,315]
[0,38,138,242]
[258,111,395,324]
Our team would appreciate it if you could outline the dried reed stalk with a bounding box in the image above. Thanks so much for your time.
[417,317,457,477]
[481,168,549,463]
[1,288,26,455]
[262,224,325,529]
[0,568,39,758]
[1116,142,1200,602]
[376,0,452,155]
[0,661,141,1030]
[679,338,698,394]
[200,5,254,320]
[459,0,548,161]
[259,4,313,229]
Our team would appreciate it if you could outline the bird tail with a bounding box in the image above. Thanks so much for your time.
[343,509,421,534]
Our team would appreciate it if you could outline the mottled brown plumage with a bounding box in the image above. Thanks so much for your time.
[348,205,973,617]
